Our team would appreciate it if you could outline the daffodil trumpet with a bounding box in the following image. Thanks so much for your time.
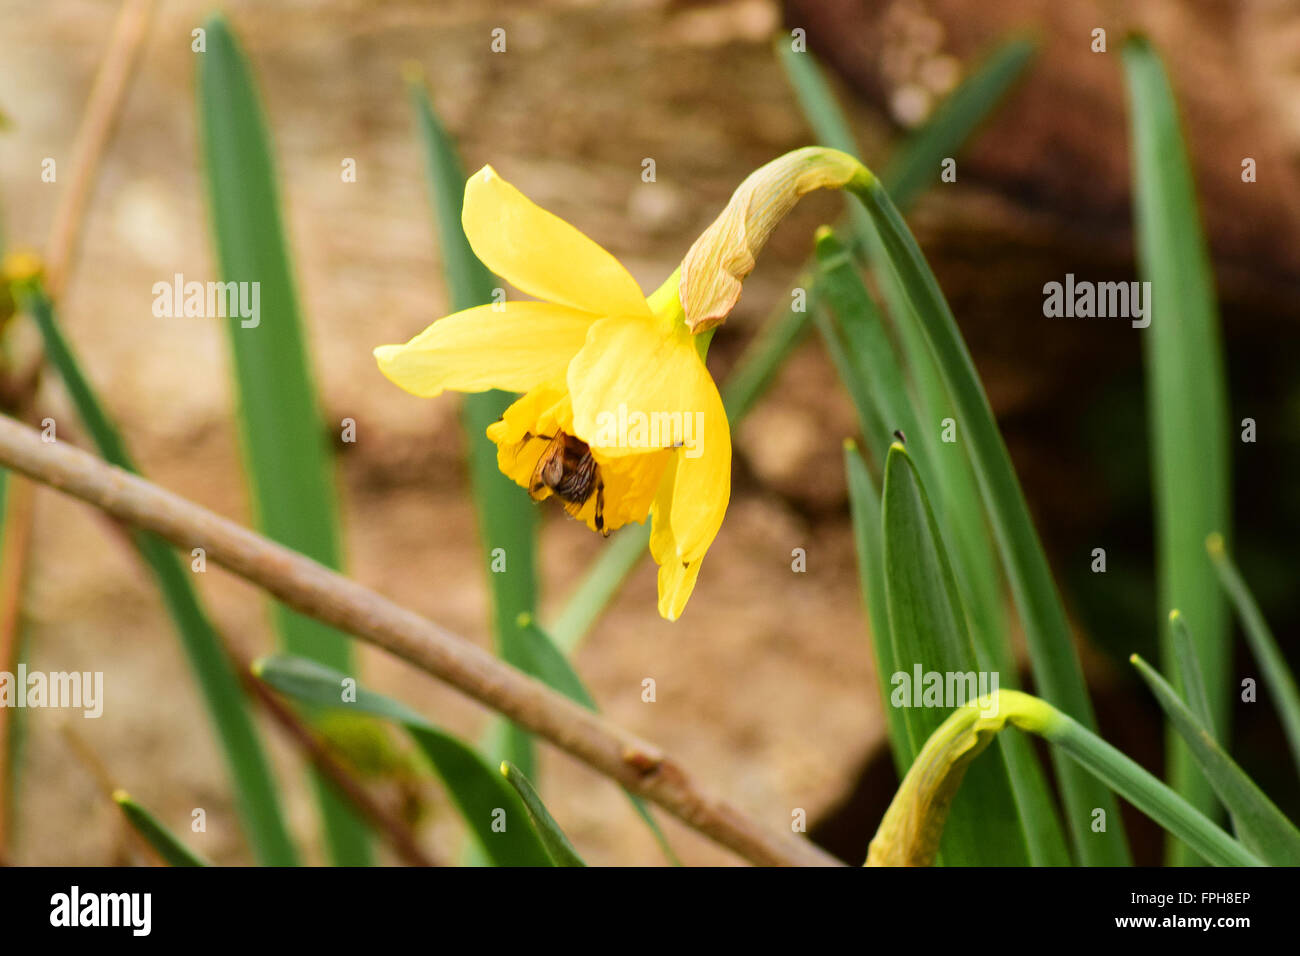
[375,148,871,620]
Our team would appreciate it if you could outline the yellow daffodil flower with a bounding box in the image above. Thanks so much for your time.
[375,166,729,620]
[376,148,869,621]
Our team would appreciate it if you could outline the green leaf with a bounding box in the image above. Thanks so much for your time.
[879,39,1036,210]
[881,442,1029,865]
[197,13,368,865]
[113,792,211,867]
[1168,610,1216,738]
[779,35,1036,239]
[847,173,1131,865]
[1123,35,1232,864]
[777,36,1038,712]
[499,761,585,866]
[821,234,1069,865]
[844,441,909,776]
[1040,710,1259,867]
[514,615,678,864]
[17,279,297,866]
[1208,534,1300,775]
[254,655,554,866]
[1130,654,1300,865]
[406,71,539,781]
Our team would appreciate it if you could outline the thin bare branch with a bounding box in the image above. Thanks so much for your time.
[43,0,155,297]
[0,413,839,866]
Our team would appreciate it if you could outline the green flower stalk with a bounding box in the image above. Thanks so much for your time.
[867,690,1263,867]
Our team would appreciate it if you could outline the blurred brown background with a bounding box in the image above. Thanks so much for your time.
[1,0,1297,865]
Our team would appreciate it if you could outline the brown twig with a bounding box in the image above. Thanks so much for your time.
[43,0,155,298]
[0,413,840,866]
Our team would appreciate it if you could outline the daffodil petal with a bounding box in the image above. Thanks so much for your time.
[374,301,594,397]
[667,383,730,563]
[567,317,712,459]
[463,166,651,321]
[657,557,704,621]
[649,458,705,621]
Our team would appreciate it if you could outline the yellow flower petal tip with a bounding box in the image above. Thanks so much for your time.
[111,789,130,805]
[1168,608,1182,623]
[1205,532,1225,555]
[889,440,906,454]
[842,437,857,452]
[680,146,871,333]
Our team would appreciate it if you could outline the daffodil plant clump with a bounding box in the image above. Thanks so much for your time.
[1,13,1295,872]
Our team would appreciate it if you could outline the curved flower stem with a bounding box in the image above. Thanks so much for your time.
[0,412,838,867]
[867,690,1262,867]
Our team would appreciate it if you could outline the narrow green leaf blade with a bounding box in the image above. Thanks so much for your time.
[1041,711,1259,867]
[19,280,297,866]
[500,761,585,866]
[113,792,211,867]
[820,235,1069,865]
[844,441,909,776]
[407,73,539,780]
[1130,654,1300,865]
[1168,610,1216,739]
[255,655,553,866]
[197,13,368,865]
[779,35,1037,228]
[1123,35,1232,863]
[881,442,1029,865]
[880,38,1036,210]
[1208,535,1300,774]
[850,175,1131,864]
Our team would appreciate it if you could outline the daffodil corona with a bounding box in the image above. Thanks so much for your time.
[375,149,869,620]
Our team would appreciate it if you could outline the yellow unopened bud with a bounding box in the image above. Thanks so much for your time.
[679,147,870,333]
[1,250,44,285]
[866,690,1055,866]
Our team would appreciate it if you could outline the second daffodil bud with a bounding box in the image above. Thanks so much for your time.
[679,146,871,333]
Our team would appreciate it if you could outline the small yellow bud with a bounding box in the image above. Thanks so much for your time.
[679,147,871,333]
[1,250,44,285]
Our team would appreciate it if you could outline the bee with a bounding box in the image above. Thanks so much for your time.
[527,430,607,535]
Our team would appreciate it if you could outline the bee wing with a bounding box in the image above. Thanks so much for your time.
[527,433,562,501]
